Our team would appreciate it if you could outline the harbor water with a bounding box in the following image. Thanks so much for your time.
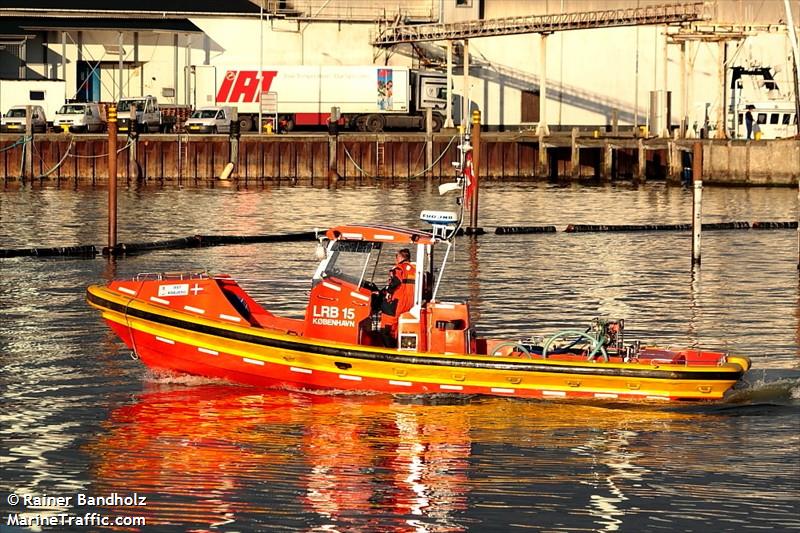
[1,180,799,531]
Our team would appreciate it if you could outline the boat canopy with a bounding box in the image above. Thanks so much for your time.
[325,224,436,245]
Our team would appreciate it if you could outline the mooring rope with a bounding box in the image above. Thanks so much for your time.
[22,135,134,179]
[0,136,29,153]
[342,135,458,179]
[34,137,75,179]
[409,134,459,179]
[342,144,375,178]
[69,138,133,158]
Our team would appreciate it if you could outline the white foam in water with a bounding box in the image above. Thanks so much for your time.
[143,368,231,387]
[726,369,800,402]
[792,384,800,400]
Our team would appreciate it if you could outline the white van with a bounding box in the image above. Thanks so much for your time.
[1,105,47,133]
[53,102,105,133]
[186,106,235,134]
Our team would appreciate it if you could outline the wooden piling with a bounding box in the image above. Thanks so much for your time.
[537,130,548,178]
[176,135,183,183]
[24,105,32,181]
[230,133,239,178]
[692,141,703,265]
[129,134,140,181]
[667,140,681,183]
[570,127,579,179]
[328,134,339,184]
[601,140,613,181]
[636,138,646,182]
[107,106,118,253]
[425,108,433,178]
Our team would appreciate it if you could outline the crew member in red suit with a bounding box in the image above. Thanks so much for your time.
[378,248,416,345]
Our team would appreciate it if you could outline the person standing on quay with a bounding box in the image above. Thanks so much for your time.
[745,105,755,140]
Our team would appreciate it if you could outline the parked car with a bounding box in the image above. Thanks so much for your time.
[1,105,47,133]
[117,95,176,133]
[52,102,105,133]
[185,106,235,134]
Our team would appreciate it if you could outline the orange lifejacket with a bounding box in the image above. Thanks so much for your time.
[380,260,416,332]
[390,260,416,318]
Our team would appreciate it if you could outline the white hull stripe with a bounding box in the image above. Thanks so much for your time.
[341,232,363,239]
[594,393,619,399]
[117,286,137,295]
[150,296,170,305]
[155,336,175,345]
[339,374,362,381]
[243,358,265,366]
[440,384,463,391]
[350,291,370,301]
[183,305,206,314]
[389,380,412,387]
[322,281,342,292]
[491,387,515,394]
[219,313,242,322]
[290,367,312,374]
[374,234,395,241]
[197,347,219,356]
[543,390,566,397]
[646,395,670,401]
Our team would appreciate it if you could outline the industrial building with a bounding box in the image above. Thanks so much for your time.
[0,1,798,135]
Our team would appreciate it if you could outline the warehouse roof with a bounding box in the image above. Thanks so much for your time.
[0,17,203,35]
[0,1,261,18]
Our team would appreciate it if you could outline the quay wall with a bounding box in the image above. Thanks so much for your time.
[1,133,797,186]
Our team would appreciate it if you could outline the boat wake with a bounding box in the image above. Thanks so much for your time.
[725,368,800,404]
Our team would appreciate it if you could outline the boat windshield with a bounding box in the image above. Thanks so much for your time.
[322,241,382,287]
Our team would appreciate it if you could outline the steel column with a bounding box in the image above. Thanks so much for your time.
[537,33,550,136]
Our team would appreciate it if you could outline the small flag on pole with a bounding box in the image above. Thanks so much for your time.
[464,150,476,208]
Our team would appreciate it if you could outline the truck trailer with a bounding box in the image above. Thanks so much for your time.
[191,65,446,132]
[0,79,65,126]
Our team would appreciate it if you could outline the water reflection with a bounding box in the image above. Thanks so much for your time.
[576,429,648,532]
[687,266,701,347]
[86,384,746,531]
[87,385,475,531]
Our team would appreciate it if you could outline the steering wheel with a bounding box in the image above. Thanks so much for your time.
[541,330,609,362]
[490,342,536,359]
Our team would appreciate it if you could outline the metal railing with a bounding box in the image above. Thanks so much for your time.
[263,0,438,22]
[374,2,709,45]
